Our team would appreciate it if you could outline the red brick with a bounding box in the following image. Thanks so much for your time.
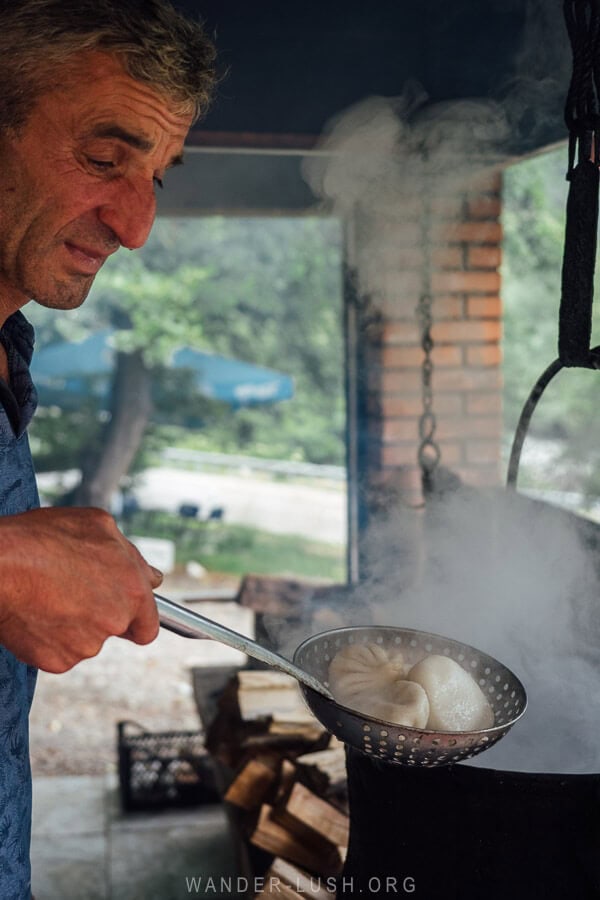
[466,296,502,319]
[432,271,501,295]
[432,296,465,320]
[466,196,502,220]
[381,346,463,369]
[432,367,502,392]
[432,246,464,270]
[381,369,423,393]
[382,417,420,443]
[435,442,464,465]
[381,445,424,467]
[466,392,503,415]
[467,245,502,269]
[466,345,503,367]
[465,170,502,194]
[380,396,425,417]
[466,440,503,464]
[433,393,465,415]
[438,221,503,244]
[381,346,424,368]
[382,345,463,368]
[433,345,465,367]
[381,393,464,418]
[432,320,501,344]
[380,307,419,326]
[382,442,466,473]
[435,416,502,440]
[382,322,421,345]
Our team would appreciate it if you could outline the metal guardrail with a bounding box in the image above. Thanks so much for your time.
[162,447,346,481]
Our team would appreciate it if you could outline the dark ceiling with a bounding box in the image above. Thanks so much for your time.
[172,0,570,154]
[158,1,571,215]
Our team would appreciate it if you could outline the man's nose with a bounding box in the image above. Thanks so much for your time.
[97,179,157,250]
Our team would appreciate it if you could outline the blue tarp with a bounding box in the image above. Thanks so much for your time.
[30,329,294,410]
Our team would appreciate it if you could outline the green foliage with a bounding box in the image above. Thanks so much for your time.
[27,216,344,468]
[503,146,600,493]
[29,404,103,472]
[121,510,344,581]
[502,148,567,435]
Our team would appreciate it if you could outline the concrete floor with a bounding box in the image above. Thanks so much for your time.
[32,776,242,900]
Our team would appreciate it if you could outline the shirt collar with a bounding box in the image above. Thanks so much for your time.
[0,311,38,436]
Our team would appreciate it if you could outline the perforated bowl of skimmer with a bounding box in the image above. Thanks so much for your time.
[293,625,527,767]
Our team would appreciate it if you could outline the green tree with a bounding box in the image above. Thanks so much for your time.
[27,216,344,507]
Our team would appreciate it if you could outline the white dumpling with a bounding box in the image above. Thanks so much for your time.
[328,642,406,703]
[365,681,430,728]
[407,654,495,732]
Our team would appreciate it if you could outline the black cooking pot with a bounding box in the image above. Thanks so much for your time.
[340,748,600,899]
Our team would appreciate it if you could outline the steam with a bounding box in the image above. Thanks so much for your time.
[360,488,600,773]
[287,3,600,774]
[303,87,509,314]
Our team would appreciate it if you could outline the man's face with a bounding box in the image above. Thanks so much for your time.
[0,51,192,318]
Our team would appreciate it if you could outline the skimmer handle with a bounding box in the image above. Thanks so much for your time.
[155,593,333,700]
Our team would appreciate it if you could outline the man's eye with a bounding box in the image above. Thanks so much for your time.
[87,158,114,171]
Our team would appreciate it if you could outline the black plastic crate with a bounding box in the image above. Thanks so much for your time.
[117,720,221,812]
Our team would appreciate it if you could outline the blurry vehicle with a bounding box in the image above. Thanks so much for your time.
[178,501,224,522]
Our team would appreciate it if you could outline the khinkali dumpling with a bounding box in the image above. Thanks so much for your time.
[407,654,494,731]
[365,681,430,728]
[328,642,406,702]
[328,643,430,728]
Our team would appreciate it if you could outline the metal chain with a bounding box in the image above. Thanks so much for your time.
[416,191,441,495]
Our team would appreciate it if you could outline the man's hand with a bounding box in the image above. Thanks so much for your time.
[0,507,163,672]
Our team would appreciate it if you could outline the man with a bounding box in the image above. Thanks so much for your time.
[0,1,216,895]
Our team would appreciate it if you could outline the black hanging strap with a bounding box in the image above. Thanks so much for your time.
[559,156,600,365]
[559,0,600,367]
[507,0,600,486]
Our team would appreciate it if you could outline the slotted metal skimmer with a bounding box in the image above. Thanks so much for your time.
[294,625,526,766]
[157,596,526,767]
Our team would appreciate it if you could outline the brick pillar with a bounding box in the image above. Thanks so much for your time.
[352,168,504,515]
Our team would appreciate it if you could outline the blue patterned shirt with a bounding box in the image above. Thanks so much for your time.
[0,311,39,899]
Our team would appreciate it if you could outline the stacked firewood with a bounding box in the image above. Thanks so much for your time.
[205,668,348,897]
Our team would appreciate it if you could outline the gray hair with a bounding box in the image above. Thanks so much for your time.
[0,0,217,130]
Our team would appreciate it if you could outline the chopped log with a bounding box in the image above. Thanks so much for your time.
[241,731,328,758]
[224,758,279,811]
[295,745,347,789]
[205,678,271,769]
[273,782,350,849]
[237,671,316,725]
[250,805,343,878]
[255,879,302,899]
[257,858,335,900]
[274,760,297,806]
[268,721,325,740]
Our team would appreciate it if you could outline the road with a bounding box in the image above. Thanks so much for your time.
[134,466,347,545]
